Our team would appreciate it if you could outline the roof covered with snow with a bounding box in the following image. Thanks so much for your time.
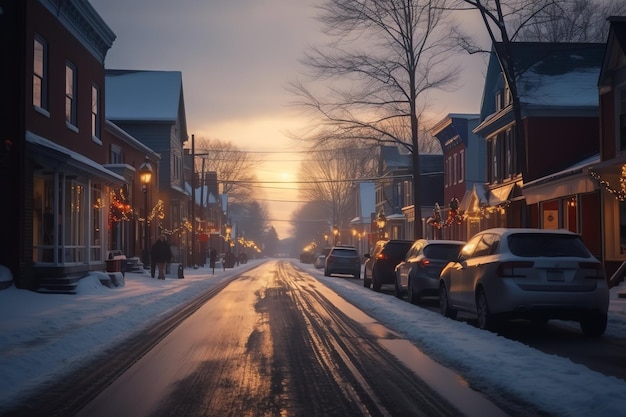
[105,70,184,122]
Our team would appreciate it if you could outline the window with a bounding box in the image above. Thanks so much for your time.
[110,144,122,164]
[33,35,48,110]
[505,129,513,178]
[491,138,500,183]
[65,62,77,127]
[403,180,412,207]
[91,84,100,139]
[91,184,103,261]
[452,153,458,185]
[459,150,465,183]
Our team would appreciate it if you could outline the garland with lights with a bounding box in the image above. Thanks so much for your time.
[427,198,464,229]
[109,188,134,223]
[589,165,626,201]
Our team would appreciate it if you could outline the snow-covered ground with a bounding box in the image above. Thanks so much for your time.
[1,259,626,416]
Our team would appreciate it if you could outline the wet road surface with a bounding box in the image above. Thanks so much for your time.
[74,260,497,417]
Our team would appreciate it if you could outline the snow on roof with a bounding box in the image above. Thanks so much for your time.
[518,66,600,107]
[105,70,182,122]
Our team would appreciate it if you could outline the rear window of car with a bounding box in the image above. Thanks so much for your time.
[424,244,464,260]
[507,234,591,258]
[331,248,358,257]
[382,242,413,256]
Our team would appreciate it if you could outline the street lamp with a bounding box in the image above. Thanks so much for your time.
[225,222,232,240]
[376,210,386,240]
[140,158,153,268]
[333,224,339,245]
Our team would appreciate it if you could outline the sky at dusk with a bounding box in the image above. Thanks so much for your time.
[89,0,488,239]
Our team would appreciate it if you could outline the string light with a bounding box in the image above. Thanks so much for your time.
[589,165,626,201]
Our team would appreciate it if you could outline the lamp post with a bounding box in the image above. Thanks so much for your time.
[376,210,386,240]
[140,158,153,268]
[332,224,339,245]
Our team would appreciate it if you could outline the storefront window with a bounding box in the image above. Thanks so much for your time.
[542,200,559,229]
[33,175,56,263]
[91,184,103,261]
[562,196,578,233]
[619,201,626,255]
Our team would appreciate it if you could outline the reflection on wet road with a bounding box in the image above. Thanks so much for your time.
[77,260,505,417]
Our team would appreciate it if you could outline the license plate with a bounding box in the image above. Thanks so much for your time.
[547,270,564,282]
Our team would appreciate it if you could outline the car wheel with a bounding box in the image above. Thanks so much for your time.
[363,274,371,288]
[372,274,381,292]
[394,276,404,299]
[354,271,361,279]
[476,289,498,331]
[580,311,607,338]
[408,279,419,305]
[439,283,457,319]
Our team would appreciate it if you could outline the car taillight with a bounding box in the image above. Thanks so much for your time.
[579,262,604,279]
[496,261,533,277]
[376,253,388,260]
[418,259,431,268]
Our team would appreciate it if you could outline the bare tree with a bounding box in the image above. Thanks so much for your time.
[290,0,460,239]
[454,0,621,181]
[515,0,626,42]
[193,137,262,203]
[298,141,377,235]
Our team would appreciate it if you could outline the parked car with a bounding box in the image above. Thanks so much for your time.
[324,246,361,278]
[394,239,465,304]
[364,240,413,291]
[439,228,609,337]
[314,254,326,269]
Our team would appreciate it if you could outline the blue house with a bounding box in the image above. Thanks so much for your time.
[105,70,191,264]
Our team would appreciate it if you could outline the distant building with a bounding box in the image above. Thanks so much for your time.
[432,113,483,241]
[105,69,191,265]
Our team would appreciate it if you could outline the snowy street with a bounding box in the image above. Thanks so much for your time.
[1,259,626,416]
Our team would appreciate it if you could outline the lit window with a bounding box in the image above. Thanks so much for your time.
[33,35,48,109]
[65,63,77,126]
[91,84,100,138]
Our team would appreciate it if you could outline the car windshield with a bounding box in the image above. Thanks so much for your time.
[423,244,464,260]
[331,248,357,257]
[507,234,591,258]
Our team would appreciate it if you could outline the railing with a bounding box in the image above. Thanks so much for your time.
[608,260,626,288]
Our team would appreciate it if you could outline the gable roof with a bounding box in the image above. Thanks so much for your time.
[105,70,184,122]
[480,42,605,121]
[379,145,442,174]
[599,17,626,88]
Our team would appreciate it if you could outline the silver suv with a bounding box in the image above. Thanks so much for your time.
[439,228,609,337]
[324,246,361,279]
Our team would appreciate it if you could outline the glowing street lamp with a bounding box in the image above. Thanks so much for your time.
[139,158,153,268]
[376,210,386,240]
[332,224,339,245]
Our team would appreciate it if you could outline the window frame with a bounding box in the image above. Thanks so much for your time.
[65,62,77,128]
[33,34,48,112]
[91,83,101,141]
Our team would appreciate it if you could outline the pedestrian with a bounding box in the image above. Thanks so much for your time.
[209,247,217,275]
[150,234,171,280]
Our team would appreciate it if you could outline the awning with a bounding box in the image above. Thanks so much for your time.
[458,184,489,213]
[488,183,515,206]
[523,155,599,205]
[27,131,124,186]
[458,190,474,212]
[523,176,596,205]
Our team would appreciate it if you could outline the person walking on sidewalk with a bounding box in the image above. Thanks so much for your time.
[150,234,171,280]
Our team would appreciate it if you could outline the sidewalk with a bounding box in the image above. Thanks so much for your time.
[0,259,264,410]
